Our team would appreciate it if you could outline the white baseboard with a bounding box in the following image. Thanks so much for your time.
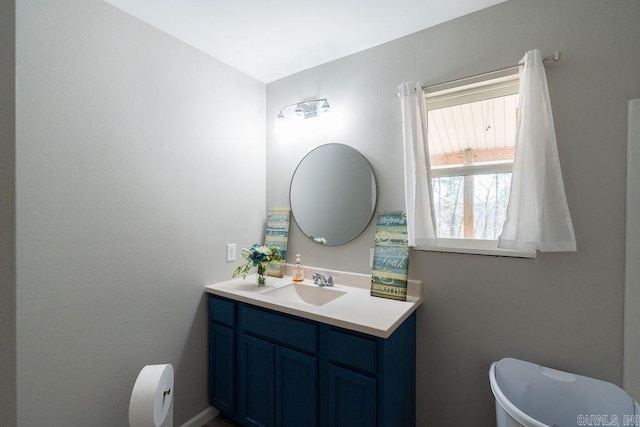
[180,406,219,427]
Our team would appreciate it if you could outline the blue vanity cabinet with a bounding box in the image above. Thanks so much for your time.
[238,304,318,427]
[327,364,376,427]
[274,346,318,426]
[237,333,318,427]
[323,329,378,427]
[320,320,416,427]
[238,333,275,426]
[208,298,236,417]
[208,294,417,427]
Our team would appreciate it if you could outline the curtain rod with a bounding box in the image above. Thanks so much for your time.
[423,51,562,92]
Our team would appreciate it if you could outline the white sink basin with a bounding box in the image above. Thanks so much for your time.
[263,283,346,307]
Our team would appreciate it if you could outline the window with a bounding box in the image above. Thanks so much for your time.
[425,73,534,257]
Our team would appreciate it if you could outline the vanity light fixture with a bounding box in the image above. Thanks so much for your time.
[277,98,331,121]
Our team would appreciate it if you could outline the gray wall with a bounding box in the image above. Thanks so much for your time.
[0,0,16,426]
[266,0,640,424]
[16,0,265,425]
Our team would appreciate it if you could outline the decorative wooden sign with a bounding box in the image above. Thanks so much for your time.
[370,211,409,301]
[264,209,290,278]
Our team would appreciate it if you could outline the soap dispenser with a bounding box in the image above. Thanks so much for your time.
[293,254,304,282]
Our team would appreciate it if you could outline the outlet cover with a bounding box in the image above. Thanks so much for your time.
[226,243,236,262]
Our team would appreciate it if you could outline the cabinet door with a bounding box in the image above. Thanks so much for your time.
[209,322,235,415]
[239,334,275,427]
[328,364,376,427]
[275,347,317,427]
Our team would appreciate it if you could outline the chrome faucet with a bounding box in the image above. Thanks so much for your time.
[312,272,337,287]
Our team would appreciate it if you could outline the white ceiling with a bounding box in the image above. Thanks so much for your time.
[103,0,507,83]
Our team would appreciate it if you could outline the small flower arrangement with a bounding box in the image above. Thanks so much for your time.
[232,244,283,286]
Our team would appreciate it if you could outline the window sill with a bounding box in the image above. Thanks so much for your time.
[415,238,536,258]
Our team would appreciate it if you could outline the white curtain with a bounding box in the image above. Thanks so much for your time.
[398,82,437,248]
[498,49,577,252]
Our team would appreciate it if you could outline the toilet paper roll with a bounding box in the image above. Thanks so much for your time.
[129,364,174,427]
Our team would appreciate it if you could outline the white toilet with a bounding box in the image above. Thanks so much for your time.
[490,358,640,427]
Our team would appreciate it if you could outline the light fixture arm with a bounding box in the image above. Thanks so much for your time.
[277,98,331,120]
[279,98,328,111]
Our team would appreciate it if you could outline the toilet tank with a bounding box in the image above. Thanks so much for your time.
[490,358,638,427]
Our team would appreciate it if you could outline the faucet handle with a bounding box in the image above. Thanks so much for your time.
[325,273,339,286]
[312,272,323,284]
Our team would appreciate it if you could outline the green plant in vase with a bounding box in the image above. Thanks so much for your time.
[232,244,283,287]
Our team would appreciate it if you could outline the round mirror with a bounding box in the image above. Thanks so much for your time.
[290,144,377,245]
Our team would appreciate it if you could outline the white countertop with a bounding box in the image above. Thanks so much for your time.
[204,265,422,338]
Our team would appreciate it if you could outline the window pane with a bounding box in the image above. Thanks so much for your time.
[432,176,464,238]
[427,94,518,165]
[431,173,511,240]
[473,173,511,240]
[426,76,518,245]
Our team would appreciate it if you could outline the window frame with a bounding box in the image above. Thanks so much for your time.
[419,71,536,258]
